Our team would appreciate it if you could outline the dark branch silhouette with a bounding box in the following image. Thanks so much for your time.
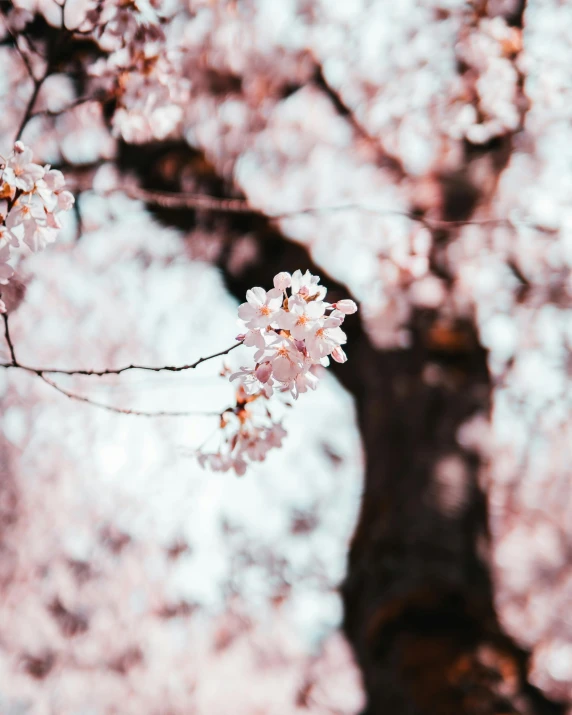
[1,313,242,417]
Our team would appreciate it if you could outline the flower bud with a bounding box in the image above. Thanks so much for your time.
[255,362,273,383]
[333,299,358,315]
[331,346,348,363]
[273,272,292,291]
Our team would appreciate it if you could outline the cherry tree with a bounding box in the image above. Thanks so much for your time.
[1,1,572,714]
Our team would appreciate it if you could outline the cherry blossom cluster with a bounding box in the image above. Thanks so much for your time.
[197,271,357,475]
[0,142,74,312]
[91,48,188,143]
[79,0,189,143]
[198,394,288,477]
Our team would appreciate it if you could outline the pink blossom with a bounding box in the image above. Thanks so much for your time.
[0,225,19,248]
[265,336,304,383]
[220,270,356,473]
[277,295,325,340]
[334,299,358,315]
[332,346,348,363]
[5,196,53,251]
[291,269,327,301]
[238,287,283,329]
[3,142,44,192]
[273,271,292,291]
[243,328,267,352]
[56,191,75,212]
[306,320,347,361]
[291,361,320,400]
[255,362,273,383]
[1,144,74,262]
[265,423,287,448]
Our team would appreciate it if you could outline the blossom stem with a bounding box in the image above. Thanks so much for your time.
[2,313,17,365]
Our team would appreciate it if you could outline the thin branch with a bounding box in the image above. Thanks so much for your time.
[30,95,102,120]
[14,68,49,143]
[54,0,67,29]
[5,26,50,142]
[125,187,519,229]
[0,313,242,417]
[126,187,260,214]
[4,27,36,80]
[0,341,243,376]
[2,313,17,365]
[38,374,222,418]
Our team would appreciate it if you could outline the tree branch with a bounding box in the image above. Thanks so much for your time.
[0,328,243,376]
[6,33,49,141]
[0,313,242,377]
[2,313,17,365]
[125,187,520,229]
[1,312,242,417]
[38,374,222,418]
[30,94,102,120]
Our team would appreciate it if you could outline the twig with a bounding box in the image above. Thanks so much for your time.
[0,341,243,376]
[1,312,242,417]
[125,187,518,229]
[14,64,49,143]
[126,187,260,214]
[38,374,222,418]
[7,28,50,142]
[2,313,17,365]
[30,95,102,120]
[3,26,36,80]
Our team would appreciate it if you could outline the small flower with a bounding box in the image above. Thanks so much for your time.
[331,346,348,363]
[264,335,304,383]
[255,362,273,384]
[3,143,44,192]
[243,328,267,352]
[265,423,287,448]
[5,196,51,251]
[306,319,347,361]
[232,454,248,476]
[56,191,75,212]
[277,295,325,340]
[290,360,320,399]
[273,271,292,291]
[291,269,326,301]
[238,287,283,329]
[0,225,19,248]
[333,299,358,315]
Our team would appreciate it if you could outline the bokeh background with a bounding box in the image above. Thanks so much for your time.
[1,0,571,713]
